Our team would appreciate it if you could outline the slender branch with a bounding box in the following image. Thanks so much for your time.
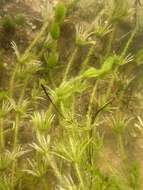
[92,99,113,124]
[137,0,142,6]
[41,84,65,119]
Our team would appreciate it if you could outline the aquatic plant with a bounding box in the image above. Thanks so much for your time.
[0,0,143,190]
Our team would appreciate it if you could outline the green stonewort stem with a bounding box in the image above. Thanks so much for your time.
[87,81,98,124]
[106,71,117,100]
[45,76,82,119]
[23,22,49,57]
[18,75,30,104]
[118,134,126,161]
[45,153,67,189]
[106,77,114,100]
[46,152,78,190]
[11,73,30,189]
[102,24,117,100]
[37,35,51,58]
[11,113,20,189]
[9,61,19,98]
[11,75,30,188]
[87,82,96,137]
[105,24,117,58]
[121,6,138,59]
[120,28,137,60]
[118,83,127,104]
[86,81,98,190]
[81,45,95,72]
[10,65,29,101]
[13,113,20,152]
[0,118,4,152]
[62,47,78,82]
[9,22,49,98]
[75,163,84,190]
[106,27,137,100]
[13,75,29,146]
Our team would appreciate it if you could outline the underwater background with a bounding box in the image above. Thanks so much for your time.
[0,0,143,189]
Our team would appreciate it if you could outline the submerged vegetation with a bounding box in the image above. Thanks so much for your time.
[0,0,143,189]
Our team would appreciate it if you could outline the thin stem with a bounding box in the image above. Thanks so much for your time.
[9,61,19,98]
[11,113,20,189]
[81,45,95,72]
[13,114,20,152]
[41,84,65,119]
[105,24,117,58]
[86,81,97,190]
[62,47,78,82]
[0,118,4,152]
[106,71,117,100]
[46,153,72,190]
[23,22,49,57]
[87,81,98,124]
[75,163,84,190]
[9,21,49,98]
[18,75,29,104]
[120,28,137,60]
[118,134,126,161]
[106,25,137,100]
